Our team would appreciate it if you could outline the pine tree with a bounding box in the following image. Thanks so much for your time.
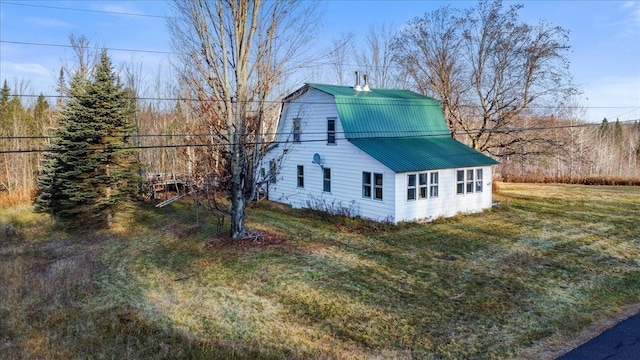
[600,118,610,136]
[36,50,139,226]
[614,118,623,144]
[33,93,52,135]
[0,80,10,135]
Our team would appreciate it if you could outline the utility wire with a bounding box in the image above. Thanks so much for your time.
[1,119,638,142]
[1,120,639,154]
[0,40,175,55]
[6,92,640,110]
[0,1,171,19]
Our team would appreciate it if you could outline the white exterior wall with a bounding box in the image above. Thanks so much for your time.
[263,87,495,223]
[393,166,494,222]
[264,89,396,222]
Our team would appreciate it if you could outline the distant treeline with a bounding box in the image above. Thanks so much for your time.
[2,79,639,206]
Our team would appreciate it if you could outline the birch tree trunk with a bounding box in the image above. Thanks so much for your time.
[169,0,317,238]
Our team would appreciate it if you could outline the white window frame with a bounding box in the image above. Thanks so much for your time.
[407,174,417,201]
[419,173,428,199]
[430,172,439,198]
[407,171,439,200]
[297,165,304,188]
[327,118,336,145]
[363,172,383,200]
[373,173,383,200]
[323,168,331,192]
[475,169,483,193]
[362,172,372,198]
[457,168,484,195]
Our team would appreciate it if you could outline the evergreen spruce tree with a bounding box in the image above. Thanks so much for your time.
[36,50,139,226]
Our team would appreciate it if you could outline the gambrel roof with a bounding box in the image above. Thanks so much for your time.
[298,83,498,172]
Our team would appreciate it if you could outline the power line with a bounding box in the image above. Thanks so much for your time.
[1,119,638,142]
[7,92,640,110]
[1,119,638,154]
[0,1,170,19]
[0,40,175,56]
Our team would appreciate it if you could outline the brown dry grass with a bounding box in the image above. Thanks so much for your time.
[1,183,640,359]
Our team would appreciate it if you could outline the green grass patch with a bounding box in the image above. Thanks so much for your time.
[1,183,639,359]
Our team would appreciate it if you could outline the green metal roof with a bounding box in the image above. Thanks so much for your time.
[350,137,499,173]
[303,83,498,172]
[308,83,450,138]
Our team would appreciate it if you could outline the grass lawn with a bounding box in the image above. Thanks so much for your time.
[1,182,639,359]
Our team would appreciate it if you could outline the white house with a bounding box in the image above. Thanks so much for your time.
[261,82,499,223]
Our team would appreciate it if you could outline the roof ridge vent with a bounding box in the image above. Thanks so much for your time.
[362,74,371,91]
[354,71,362,91]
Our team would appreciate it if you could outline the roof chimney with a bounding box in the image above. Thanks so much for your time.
[354,71,362,91]
[362,74,370,91]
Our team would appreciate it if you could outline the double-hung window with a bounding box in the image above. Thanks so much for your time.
[373,173,383,200]
[297,165,304,188]
[408,171,439,200]
[466,169,474,193]
[419,173,428,199]
[323,168,331,192]
[362,172,383,200]
[456,170,465,194]
[362,172,372,198]
[407,174,417,201]
[292,118,301,143]
[475,169,483,192]
[327,118,336,144]
[457,168,484,194]
[430,172,439,198]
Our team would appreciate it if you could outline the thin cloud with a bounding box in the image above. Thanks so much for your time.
[614,1,640,37]
[94,3,138,16]
[7,62,52,76]
[26,17,75,28]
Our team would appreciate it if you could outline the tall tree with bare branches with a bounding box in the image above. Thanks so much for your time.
[394,0,575,157]
[356,23,406,89]
[168,0,317,238]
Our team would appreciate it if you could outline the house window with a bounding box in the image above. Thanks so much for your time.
[363,172,383,200]
[374,173,383,200]
[297,165,304,188]
[430,172,439,198]
[269,159,277,183]
[466,169,474,193]
[327,119,336,144]
[475,169,483,192]
[457,168,483,194]
[323,168,331,192]
[419,173,428,199]
[293,118,301,143]
[408,171,438,200]
[456,170,464,194]
[407,174,417,201]
[362,172,372,198]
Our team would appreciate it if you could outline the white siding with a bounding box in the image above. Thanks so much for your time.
[394,166,494,222]
[262,87,495,223]
[263,89,396,222]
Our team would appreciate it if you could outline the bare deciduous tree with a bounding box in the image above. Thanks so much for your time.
[356,23,406,88]
[168,0,317,238]
[395,0,575,157]
[327,32,355,86]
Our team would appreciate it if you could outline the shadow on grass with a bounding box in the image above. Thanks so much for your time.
[2,186,640,359]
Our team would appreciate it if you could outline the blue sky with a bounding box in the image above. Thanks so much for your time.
[0,0,639,122]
